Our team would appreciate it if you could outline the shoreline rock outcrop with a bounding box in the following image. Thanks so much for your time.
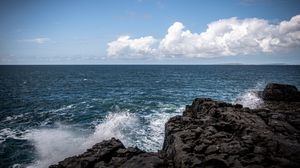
[260,83,300,102]
[50,83,300,168]
[49,138,168,168]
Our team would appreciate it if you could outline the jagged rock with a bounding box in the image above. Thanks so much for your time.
[163,98,300,168]
[261,83,300,101]
[50,83,300,168]
[49,138,167,168]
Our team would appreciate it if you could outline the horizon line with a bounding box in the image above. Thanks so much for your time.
[0,63,299,66]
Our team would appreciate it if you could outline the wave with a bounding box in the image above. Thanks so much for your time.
[5,89,264,168]
[49,104,76,113]
[234,82,265,109]
[25,127,85,168]
[235,91,263,109]
[82,112,139,148]
[140,106,184,150]
[0,128,27,143]
[3,114,25,122]
[22,103,182,168]
[25,111,139,168]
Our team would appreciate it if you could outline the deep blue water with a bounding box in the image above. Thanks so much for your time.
[0,65,300,168]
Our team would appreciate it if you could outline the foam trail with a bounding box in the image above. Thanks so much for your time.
[143,106,184,150]
[3,114,24,122]
[0,128,27,143]
[135,104,184,151]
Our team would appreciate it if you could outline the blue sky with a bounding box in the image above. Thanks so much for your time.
[0,0,300,64]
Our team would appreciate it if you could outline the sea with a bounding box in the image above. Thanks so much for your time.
[0,65,300,168]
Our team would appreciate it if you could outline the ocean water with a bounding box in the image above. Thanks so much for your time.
[0,65,300,168]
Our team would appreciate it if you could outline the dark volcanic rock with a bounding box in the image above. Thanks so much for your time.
[163,98,300,168]
[49,138,167,168]
[50,83,300,168]
[261,83,300,101]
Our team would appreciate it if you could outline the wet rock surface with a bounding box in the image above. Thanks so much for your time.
[50,83,300,168]
[163,98,300,168]
[261,83,300,101]
[49,138,167,168]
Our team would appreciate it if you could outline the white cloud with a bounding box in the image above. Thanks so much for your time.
[19,38,50,44]
[107,15,300,58]
[107,35,157,58]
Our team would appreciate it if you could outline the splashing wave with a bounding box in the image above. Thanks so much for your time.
[25,104,182,168]
[234,83,265,109]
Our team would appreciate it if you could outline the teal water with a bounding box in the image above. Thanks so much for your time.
[0,65,300,168]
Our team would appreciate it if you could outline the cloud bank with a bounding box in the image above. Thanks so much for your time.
[19,38,50,44]
[107,15,300,58]
[107,36,157,58]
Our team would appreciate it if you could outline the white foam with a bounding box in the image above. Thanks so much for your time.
[47,101,88,114]
[12,164,22,168]
[5,116,13,121]
[139,105,184,150]
[25,111,139,168]
[235,91,263,109]
[0,128,27,143]
[234,83,265,109]
[3,114,24,122]
[82,111,138,148]
[50,104,75,113]
[26,128,85,168]
[25,104,183,168]
[142,112,175,149]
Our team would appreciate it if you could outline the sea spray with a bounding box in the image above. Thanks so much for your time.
[25,104,183,168]
[140,105,184,150]
[26,128,85,168]
[234,82,265,109]
[82,111,139,149]
[26,112,139,168]
[2,65,299,168]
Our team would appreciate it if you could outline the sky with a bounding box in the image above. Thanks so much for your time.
[0,0,300,65]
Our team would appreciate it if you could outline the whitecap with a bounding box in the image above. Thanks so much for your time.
[12,164,22,168]
[0,128,27,143]
[50,104,75,113]
[5,116,13,121]
[3,114,24,122]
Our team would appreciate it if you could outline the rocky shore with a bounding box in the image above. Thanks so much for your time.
[50,83,300,168]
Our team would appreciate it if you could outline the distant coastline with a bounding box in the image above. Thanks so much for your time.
[0,63,299,66]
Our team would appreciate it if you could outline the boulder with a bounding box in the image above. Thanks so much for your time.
[163,98,300,168]
[49,138,167,168]
[261,83,300,101]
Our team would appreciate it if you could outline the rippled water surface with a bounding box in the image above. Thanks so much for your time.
[0,65,300,168]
